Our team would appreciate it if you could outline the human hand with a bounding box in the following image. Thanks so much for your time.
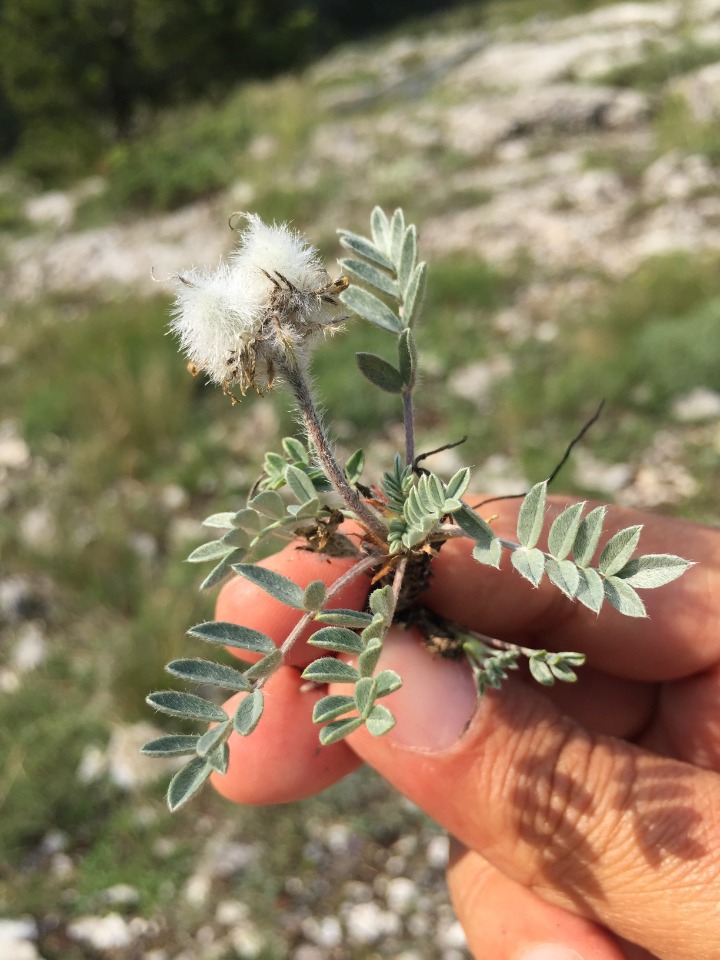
[210,498,720,960]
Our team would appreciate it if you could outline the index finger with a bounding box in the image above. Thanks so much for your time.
[424,496,720,681]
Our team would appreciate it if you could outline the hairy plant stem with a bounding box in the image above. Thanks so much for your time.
[402,388,415,467]
[282,360,388,542]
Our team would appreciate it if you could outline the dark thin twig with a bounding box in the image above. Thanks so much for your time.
[413,435,468,476]
[471,400,605,511]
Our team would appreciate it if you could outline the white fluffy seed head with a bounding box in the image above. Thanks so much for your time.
[169,261,265,384]
[168,214,346,393]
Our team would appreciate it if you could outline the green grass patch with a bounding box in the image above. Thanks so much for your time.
[0,664,115,864]
[597,41,720,92]
[497,252,720,495]
[654,92,720,165]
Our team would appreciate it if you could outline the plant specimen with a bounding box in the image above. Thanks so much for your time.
[143,207,692,811]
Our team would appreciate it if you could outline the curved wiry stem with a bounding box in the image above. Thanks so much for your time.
[282,360,388,543]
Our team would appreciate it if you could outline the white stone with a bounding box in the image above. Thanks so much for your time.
[323,822,351,854]
[448,357,512,405]
[643,151,718,202]
[435,918,468,950]
[183,872,212,907]
[215,900,250,926]
[0,920,37,942]
[0,434,29,469]
[11,622,47,672]
[76,745,107,784]
[300,915,342,948]
[671,61,720,124]
[24,191,75,230]
[291,947,324,960]
[19,507,55,551]
[228,923,264,957]
[573,450,633,495]
[67,913,134,950]
[385,876,418,915]
[100,883,140,906]
[426,834,450,870]
[0,941,42,960]
[344,901,401,944]
[672,387,720,422]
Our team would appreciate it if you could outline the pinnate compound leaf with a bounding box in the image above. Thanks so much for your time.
[203,512,239,529]
[599,525,643,577]
[141,735,201,758]
[517,481,547,549]
[402,261,427,328]
[345,449,365,485]
[368,585,395,621]
[576,567,605,613]
[312,694,355,724]
[390,208,406,266]
[285,464,317,503]
[398,328,417,389]
[248,490,285,519]
[614,554,693,589]
[286,497,320,520]
[427,474,446,511]
[341,286,402,333]
[307,627,364,654]
[232,564,305,609]
[375,669,402,697]
[200,549,245,591]
[544,557,581,599]
[221,528,249,549]
[354,677,377,717]
[356,352,403,393]
[455,504,497,542]
[603,577,647,618]
[549,658,581,683]
[337,230,394,271]
[319,716,365,745]
[370,206,390,254]
[147,690,227,723]
[196,720,230,757]
[365,704,396,736]
[359,638,382,677]
[282,437,309,464]
[232,508,262,532]
[510,547,546,587]
[188,621,276,655]
[445,467,471,501]
[340,257,399,298]
[548,502,586,560]
[167,757,212,812]
[207,742,229,775]
[303,580,327,612]
[233,690,264,735]
[315,609,374,628]
[302,658,361,684]
[398,224,418,292]
[166,658,251,692]
[473,538,503,568]
[187,539,234,563]
[573,505,607,567]
[528,655,555,685]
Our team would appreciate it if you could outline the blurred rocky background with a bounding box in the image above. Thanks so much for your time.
[1,1,719,957]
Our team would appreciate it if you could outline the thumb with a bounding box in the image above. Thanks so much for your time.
[334,628,720,960]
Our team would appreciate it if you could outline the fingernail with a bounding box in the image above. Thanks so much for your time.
[380,629,478,752]
[518,946,585,960]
